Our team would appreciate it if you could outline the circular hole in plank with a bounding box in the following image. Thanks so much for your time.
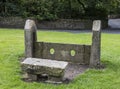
[50,48,55,55]
[70,50,76,56]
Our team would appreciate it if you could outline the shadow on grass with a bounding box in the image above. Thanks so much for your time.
[102,60,120,72]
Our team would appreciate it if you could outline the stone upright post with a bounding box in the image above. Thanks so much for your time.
[90,20,101,68]
[24,19,37,58]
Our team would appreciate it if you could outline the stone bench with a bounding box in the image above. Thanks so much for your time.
[21,58,68,81]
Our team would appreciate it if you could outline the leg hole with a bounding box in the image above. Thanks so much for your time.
[70,50,76,56]
[50,48,55,55]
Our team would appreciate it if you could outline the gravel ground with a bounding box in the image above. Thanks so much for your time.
[64,63,89,81]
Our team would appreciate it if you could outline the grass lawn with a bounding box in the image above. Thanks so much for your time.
[0,28,120,89]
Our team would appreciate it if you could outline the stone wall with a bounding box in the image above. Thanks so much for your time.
[36,19,93,29]
[0,17,108,29]
[108,14,120,19]
[0,17,26,28]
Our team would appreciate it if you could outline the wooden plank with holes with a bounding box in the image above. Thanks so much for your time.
[34,42,91,64]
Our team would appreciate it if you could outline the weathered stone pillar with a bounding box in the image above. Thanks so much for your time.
[90,20,101,68]
[24,19,37,58]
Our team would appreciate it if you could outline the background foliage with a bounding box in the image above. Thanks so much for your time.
[0,0,120,20]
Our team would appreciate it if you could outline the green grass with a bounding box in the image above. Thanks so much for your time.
[0,28,120,89]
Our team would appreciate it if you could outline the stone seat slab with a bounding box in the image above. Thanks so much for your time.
[21,58,68,77]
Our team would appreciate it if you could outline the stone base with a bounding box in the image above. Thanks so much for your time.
[21,58,68,83]
[22,73,69,84]
[21,61,89,84]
